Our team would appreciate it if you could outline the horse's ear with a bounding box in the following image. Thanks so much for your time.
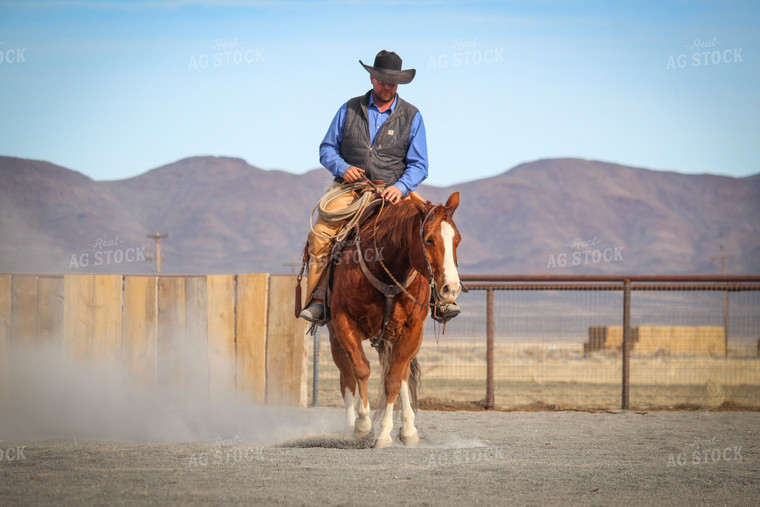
[445,192,460,214]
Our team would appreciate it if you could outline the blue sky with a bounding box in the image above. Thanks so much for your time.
[0,0,758,185]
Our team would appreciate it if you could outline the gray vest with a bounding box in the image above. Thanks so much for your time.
[339,91,419,186]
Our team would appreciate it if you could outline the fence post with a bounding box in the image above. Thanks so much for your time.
[622,279,631,410]
[312,327,320,407]
[486,288,495,410]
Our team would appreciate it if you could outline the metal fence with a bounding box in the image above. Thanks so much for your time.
[308,275,760,410]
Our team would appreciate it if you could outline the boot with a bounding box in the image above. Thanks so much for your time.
[431,301,460,323]
[299,301,325,323]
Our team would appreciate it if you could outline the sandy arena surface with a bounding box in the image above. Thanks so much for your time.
[0,408,757,506]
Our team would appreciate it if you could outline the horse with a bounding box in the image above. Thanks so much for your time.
[327,191,462,448]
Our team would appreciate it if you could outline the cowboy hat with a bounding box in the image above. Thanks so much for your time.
[360,50,416,84]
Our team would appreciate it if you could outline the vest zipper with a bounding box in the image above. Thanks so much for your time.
[365,113,404,177]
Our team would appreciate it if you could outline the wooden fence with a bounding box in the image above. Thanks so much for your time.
[0,273,307,406]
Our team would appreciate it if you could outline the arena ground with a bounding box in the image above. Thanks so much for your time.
[1,408,757,505]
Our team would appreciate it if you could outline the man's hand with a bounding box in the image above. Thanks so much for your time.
[343,166,365,183]
[381,185,403,204]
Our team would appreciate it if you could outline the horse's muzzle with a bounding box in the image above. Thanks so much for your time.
[438,280,461,304]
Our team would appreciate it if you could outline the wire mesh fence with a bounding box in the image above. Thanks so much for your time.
[307,276,760,410]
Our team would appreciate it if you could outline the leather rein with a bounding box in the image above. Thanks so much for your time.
[354,187,446,348]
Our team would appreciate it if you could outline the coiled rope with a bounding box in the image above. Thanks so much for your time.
[308,181,385,243]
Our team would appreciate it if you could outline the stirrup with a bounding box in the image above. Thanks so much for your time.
[299,303,324,323]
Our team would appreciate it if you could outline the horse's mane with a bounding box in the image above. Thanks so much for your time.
[360,198,442,252]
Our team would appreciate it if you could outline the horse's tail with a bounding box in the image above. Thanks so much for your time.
[408,355,421,412]
[372,341,422,425]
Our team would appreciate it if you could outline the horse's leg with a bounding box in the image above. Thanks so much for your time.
[351,346,373,437]
[328,325,357,429]
[333,317,372,437]
[375,356,402,448]
[376,331,423,448]
[399,372,419,446]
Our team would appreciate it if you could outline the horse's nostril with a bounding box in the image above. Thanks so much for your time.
[442,286,450,296]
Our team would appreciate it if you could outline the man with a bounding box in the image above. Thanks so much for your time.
[299,50,459,324]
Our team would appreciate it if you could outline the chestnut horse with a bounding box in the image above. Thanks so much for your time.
[327,191,462,448]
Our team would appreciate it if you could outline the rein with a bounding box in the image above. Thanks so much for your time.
[372,202,443,310]
[356,180,448,347]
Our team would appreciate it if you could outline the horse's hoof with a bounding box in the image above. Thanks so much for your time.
[373,436,393,449]
[354,424,372,440]
[400,432,420,446]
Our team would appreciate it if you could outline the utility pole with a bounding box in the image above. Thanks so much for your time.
[147,233,169,273]
[282,261,300,275]
[711,245,733,356]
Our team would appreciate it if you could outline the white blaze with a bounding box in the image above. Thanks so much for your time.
[439,222,460,298]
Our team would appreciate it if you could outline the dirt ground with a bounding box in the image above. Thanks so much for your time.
[1,408,757,506]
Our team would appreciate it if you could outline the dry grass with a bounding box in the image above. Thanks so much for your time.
[308,339,760,410]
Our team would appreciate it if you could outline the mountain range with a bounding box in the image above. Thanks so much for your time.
[1,155,758,275]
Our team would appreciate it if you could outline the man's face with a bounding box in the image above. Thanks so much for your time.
[370,77,398,105]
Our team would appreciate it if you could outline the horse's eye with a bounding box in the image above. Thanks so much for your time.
[425,237,434,245]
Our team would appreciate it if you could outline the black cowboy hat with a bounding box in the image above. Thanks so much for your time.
[360,50,416,85]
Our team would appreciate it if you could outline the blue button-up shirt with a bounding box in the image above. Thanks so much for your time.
[319,94,428,196]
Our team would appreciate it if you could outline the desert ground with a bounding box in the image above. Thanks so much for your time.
[1,408,757,506]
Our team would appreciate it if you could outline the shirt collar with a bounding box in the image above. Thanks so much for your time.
[369,92,397,114]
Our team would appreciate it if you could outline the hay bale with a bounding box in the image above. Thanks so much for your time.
[629,326,724,356]
[587,326,607,352]
[605,326,623,350]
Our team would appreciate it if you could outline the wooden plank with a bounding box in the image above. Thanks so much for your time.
[158,277,186,391]
[37,277,64,344]
[185,277,208,397]
[92,275,123,365]
[11,275,38,348]
[266,275,308,406]
[64,275,93,361]
[0,275,11,399]
[207,275,237,398]
[122,276,158,388]
[236,273,269,403]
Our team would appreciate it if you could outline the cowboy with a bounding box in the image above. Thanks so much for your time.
[299,50,460,324]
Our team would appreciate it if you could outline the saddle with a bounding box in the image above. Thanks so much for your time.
[295,187,456,343]
[299,194,385,334]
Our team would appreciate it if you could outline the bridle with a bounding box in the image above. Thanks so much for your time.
[356,188,453,347]
[372,199,444,310]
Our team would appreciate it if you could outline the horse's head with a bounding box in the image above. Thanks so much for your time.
[412,192,462,305]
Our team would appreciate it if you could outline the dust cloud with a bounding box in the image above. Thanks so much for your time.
[0,340,342,444]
